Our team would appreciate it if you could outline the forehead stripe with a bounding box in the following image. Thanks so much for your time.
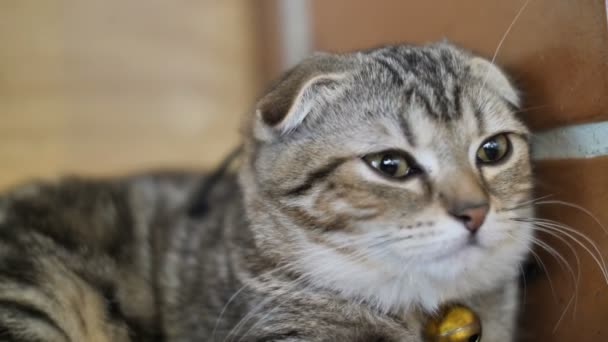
[473,106,486,135]
[397,114,417,147]
[407,89,439,119]
[453,84,462,118]
[373,56,404,87]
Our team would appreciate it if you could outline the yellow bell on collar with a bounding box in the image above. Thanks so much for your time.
[422,304,482,342]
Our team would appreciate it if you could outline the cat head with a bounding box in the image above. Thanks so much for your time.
[239,42,533,312]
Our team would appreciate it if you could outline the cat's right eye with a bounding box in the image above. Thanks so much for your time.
[363,151,418,179]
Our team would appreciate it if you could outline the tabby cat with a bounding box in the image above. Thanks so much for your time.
[0,42,533,341]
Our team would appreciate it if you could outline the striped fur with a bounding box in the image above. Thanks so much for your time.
[0,42,533,341]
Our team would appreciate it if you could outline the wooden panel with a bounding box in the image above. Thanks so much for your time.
[0,0,260,189]
[253,0,283,89]
[520,156,608,341]
[311,0,608,131]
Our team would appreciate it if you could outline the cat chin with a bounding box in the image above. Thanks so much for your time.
[295,238,528,314]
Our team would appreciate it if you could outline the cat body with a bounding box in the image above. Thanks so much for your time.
[0,43,533,341]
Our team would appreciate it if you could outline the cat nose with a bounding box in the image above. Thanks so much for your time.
[449,203,489,233]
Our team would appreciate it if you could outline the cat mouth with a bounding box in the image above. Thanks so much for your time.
[467,235,480,246]
[430,237,483,261]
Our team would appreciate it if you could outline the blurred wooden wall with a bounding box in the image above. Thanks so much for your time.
[0,1,263,189]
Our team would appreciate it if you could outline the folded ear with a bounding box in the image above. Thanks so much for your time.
[469,57,520,109]
[254,54,349,140]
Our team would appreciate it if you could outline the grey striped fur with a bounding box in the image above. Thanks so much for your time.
[0,42,533,341]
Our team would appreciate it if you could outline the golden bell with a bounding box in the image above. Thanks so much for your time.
[422,304,482,342]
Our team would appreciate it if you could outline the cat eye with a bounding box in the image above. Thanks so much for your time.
[363,151,418,179]
[476,133,511,164]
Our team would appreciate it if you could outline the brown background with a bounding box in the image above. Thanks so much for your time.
[521,157,608,341]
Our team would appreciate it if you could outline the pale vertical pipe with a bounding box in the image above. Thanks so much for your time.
[605,0,608,30]
[277,0,313,70]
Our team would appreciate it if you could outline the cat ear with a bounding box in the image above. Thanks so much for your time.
[253,55,348,140]
[469,57,520,109]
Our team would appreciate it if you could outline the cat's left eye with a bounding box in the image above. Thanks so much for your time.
[363,151,417,179]
[476,133,511,164]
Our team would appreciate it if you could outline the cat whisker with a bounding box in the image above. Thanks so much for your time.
[513,104,550,115]
[506,231,578,331]
[527,247,558,303]
[516,223,582,316]
[513,217,608,283]
[529,232,581,334]
[226,285,298,341]
[227,239,394,341]
[237,234,446,339]
[537,227,581,313]
[498,193,554,212]
[531,238,577,294]
[489,0,532,66]
[366,234,415,249]
[510,213,608,332]
[211,231,394,340]
[237,245,397,342]
[531,200,608,235]
[510,222,582,290]
[528,217,606,275]
[509,207,608,331]
[222,231,412,340]
[479,0,532,94]
[234,286,307,342]
[225,263,324,341]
